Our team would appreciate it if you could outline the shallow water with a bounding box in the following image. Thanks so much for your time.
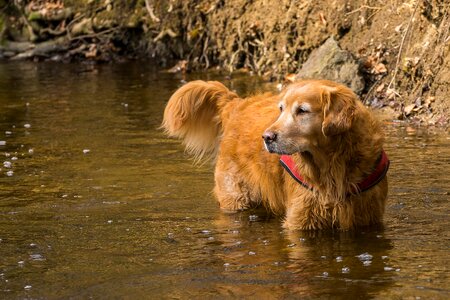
[0,62,448,299]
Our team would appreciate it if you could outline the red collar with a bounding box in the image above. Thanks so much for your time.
[280,150,390,194]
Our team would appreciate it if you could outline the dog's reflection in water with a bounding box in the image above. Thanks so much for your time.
[210,211,394,298]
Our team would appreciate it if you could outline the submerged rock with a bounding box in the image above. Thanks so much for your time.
[296,37,364,94]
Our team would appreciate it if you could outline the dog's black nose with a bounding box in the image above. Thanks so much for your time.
[262,131,277,143]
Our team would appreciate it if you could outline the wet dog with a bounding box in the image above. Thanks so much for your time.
[162,79,389,230]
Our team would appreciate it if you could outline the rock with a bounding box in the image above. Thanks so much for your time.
[295,37,364,94]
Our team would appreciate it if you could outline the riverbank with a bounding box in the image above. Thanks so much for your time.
[0,0,448,126]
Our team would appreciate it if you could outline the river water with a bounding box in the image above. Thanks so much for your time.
[0,62,448,299]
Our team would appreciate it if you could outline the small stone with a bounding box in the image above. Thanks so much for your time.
[336,256,343,262]
[381,255,388,260]
[322,272,329,277]
[24,124,31,129]
[363,260,372,266]
[3,161,11,168]
[107,220,113,224]
[201,230,211,234]
[24,285,32,290]
[11,157,17,161]
[248,215,258,221]
[6,170,13,176]
[287,243,296,247]
[28,149,34,154]
[341,267,350,273]
[5,131,12,135]
[0,141,5,146]
[356,252,373,261]
[384,266,394,271]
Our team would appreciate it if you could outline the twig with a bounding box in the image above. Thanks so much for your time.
[152,29,177,42]
[387,2,419,91]
[69,27,118,41]
[144,0,160,23]
[346,5,383,16]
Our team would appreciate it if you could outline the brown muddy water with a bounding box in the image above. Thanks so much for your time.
[0,62,448,299]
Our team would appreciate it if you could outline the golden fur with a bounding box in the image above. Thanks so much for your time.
[162,79,388,230]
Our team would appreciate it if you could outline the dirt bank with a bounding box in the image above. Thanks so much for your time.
[0,0,448,125]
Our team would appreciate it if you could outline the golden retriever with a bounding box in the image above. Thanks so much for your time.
[162,79,389,230]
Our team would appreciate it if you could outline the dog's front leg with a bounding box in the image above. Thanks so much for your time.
[283,195,332,230]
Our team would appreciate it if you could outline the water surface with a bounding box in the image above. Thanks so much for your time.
[0,62,448,299]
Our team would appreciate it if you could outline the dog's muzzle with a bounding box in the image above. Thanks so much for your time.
[262,131,277,153]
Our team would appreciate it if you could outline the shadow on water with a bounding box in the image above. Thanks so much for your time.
[0,61,448,299]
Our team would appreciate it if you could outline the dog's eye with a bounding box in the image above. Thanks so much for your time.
[296,107,309,115]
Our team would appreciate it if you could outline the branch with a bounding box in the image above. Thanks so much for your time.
[144,0,160,23]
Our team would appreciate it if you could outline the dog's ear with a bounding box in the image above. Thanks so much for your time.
[321,85,357,137]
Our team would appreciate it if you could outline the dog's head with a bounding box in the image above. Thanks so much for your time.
[263,80,357,155]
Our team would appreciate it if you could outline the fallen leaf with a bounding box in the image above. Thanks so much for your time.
[374,63,387,74]
[404,104,416,116]
[376,83,385,93]
[285,73,296,83]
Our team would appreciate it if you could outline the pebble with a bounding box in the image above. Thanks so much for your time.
[322,272,329,277]
[363,260,372,266]
[3,161,11,168]
[384,267,394,271]
[107,220,113,224]
[201,230,211,234]
[248,251,256,255]
[208,237,215,241]
[5,131,11,135]
[24,124,31,128]
[28,149,34,154]
[24,285,32,290]
[299,237,306,242]
[11,157,17,161]
[82,149,90,154]
[321,256,327,259]
[341,267,350,273]
[6,170,13,176]
[0,141,5,146]
[18,261,25,266]
[30,254,45,261]
[223,263,230,267]
[248,215,258,221]
[336,256,343,262]
[356,252,373,261]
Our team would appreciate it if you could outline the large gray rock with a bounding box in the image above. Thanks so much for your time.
[296,37,364,94]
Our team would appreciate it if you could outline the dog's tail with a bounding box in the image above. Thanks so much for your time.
[162,80,238,162]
